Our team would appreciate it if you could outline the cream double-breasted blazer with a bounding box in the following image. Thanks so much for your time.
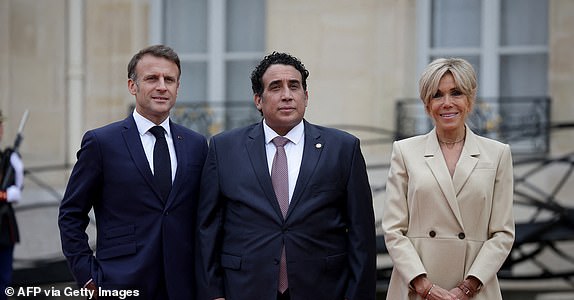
[382,126,515,300]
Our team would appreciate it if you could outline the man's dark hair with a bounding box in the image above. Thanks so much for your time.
[250,52,309,96]
[127,45,181,81]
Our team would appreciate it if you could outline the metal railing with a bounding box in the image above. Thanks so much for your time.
[131,101,262,138]
[395,97,551,156]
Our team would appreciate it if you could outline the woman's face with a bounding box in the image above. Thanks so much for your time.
[427,72,470,133]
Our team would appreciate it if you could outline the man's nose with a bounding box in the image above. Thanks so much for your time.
[281,86,293,100]
[156,77,167,90]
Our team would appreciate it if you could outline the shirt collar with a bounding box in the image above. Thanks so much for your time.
[263,119,304,145]
[132,109,171,137]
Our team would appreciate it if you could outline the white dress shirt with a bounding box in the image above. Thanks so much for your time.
[263,120,305,203]
[132,110,177,182]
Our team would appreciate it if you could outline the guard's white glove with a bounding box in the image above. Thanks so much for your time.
[6,152,24,203]
[7,185,21,202]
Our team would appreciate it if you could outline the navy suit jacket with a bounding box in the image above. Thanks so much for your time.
[59,115,207,299]
[197,120,376,300]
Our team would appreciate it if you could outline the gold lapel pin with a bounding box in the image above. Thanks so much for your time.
[315,143,322,149]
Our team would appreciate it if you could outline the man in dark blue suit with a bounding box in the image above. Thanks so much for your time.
[59,45,207,299]
[197,52,376,300]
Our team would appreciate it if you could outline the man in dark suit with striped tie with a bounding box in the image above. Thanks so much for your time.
[197,52,376,300]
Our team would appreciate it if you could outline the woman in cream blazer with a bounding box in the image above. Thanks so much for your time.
[383,58,514,300]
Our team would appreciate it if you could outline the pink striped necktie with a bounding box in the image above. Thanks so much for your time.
[271,136,289,293]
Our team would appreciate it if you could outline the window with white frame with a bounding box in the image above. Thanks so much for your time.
[149,0,266,104]
[417,0,548,98]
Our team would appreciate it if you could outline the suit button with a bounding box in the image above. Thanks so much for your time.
[274,259,279,265]
[458,232,465,239]
[429,231,436,238]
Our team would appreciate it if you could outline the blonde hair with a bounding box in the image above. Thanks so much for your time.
[419,58,477,113]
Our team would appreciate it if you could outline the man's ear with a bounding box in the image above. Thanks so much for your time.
[128,78,137,95]
[254,94,262,110]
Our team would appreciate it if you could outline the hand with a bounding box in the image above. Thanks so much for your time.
[424,284,459,300]
[85,281,98,300]
[410,274,431,296]
[6,186,21,203]
[452,276,481,299]
[450,287,469,300]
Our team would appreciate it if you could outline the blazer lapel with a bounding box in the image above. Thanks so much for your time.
[452,127,479,196]
[288,121,323,219]
[166,122,188,208]
[245,122,284,219]
[122,116,161,198]
[424,128,464,229]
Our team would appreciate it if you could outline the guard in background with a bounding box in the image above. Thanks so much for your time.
[0,110,24,300]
